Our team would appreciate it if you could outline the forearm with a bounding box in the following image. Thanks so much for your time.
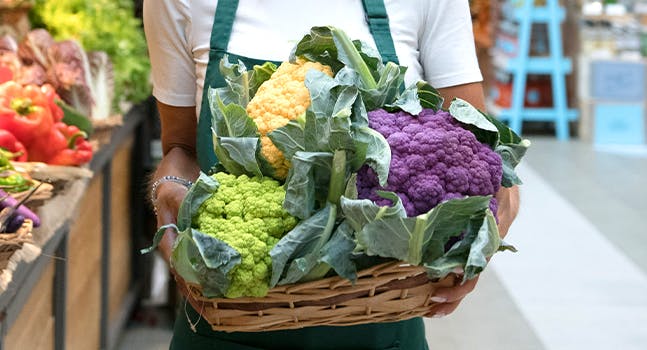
[152,101,200,182]
[438,82,486,110]
[153,147,200,183]
[495,186,519,238]
[151,102,201,262]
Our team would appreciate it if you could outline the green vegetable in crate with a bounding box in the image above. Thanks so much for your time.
[192,173,297,298]
[31,0,151,107]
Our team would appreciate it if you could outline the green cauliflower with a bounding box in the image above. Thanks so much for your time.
[193,172,298,298]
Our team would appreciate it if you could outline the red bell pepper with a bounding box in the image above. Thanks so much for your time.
[0,82,54,145]
[28,122,93,166]
[0,65,13,84]
[39,84,64,123]
[0,129,28,162]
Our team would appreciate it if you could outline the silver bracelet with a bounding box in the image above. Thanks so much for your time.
[150,176,193,212]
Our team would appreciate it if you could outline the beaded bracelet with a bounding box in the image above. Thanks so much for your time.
[150,175,194,214]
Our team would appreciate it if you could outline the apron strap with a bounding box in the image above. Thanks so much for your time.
[210,0,240,53]
[361,0,399,64]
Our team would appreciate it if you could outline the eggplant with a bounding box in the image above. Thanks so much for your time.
[0,189,41,227]
[5,214,25,233]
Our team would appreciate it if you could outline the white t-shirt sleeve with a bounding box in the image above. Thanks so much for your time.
[143,0,196,107]
[419,0,483,88]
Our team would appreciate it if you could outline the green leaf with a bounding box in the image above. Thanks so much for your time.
[192,230,241,270]
[340,191,407,233]
[249,61,277,96]
[283,152,333,219]
[416,81,445,111]
[212,134,248,176]
[463,211,501,280]
[423,210,502,282]
[358,63,406,111]
[304,70,358,153]
[330,27,378,89]
[268,119,305,160]
[217,56,251,106]
[420,196,493,263]
[269,206,333,287]
[140,223,178,254]
[498,240,518,253]
[482,112,523,145]
[290,26,344,72]
[348,196,492,266]
[176,173,219,231]
[191,229,242,297]
[170,233,201,285]
[280,205,338,284]
[319,221,358,281]
[344,173,359,200]
[354,127,391,186]
[217,137,263,177]
[421,212,486,280]
[449,98,499,148]
[209,92,258,138]
[216,57,275,107]
[385,83,423,116]
[208,92,264,176]
[57,100,94,135]
[497,140,531,187]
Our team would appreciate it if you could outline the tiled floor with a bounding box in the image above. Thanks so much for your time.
[118,137,647,350]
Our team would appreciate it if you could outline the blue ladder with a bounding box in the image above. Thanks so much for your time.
[495,0,578,140]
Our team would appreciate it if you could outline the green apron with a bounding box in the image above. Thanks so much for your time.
[182,0,427,349]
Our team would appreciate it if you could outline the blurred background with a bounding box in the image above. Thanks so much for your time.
[0,0,645,349]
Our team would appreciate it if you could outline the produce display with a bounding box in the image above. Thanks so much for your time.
[0,29,113,120]
[30,0,151,110]
[0,149,41,234]
[0,81,92,165]
[0,188,40,232]
[146,27,530,300]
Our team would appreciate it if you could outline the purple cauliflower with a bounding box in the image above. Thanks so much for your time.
[356,108,503,217]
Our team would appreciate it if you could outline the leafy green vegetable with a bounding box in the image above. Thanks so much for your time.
[283,151,333,219]
[341,194,501,281]
[416,81,445,111]
[32,0,151,108]
[318,221,357,281]
[424,210,502,282]
[448,98,499,148]
[142,26,529,299]
[269,205,334,286]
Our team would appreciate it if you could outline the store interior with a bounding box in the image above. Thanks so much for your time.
[0,0,645,349]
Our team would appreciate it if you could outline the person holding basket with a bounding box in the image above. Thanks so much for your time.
[143,0,521,349]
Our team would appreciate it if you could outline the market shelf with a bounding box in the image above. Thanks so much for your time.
[0,104,148,350]
[491,50,573,74]
[488,99,579,123]
[512,6,565,23]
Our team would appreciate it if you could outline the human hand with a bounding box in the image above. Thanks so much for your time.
[426,273,479,318]
[426,186,519,318]
[153,179,191,263]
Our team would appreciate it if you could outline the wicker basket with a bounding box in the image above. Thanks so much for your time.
[0,219,33,271]
[91,114,124,148]
[182,261,456,332]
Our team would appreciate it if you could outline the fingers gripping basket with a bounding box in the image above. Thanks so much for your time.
[182,261,455,332]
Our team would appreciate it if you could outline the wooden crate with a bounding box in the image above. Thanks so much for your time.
[4,261,55,350]
[66,175,103,350]
[109,137,134,322]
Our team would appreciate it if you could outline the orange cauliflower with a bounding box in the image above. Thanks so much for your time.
[246,59,332,179]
